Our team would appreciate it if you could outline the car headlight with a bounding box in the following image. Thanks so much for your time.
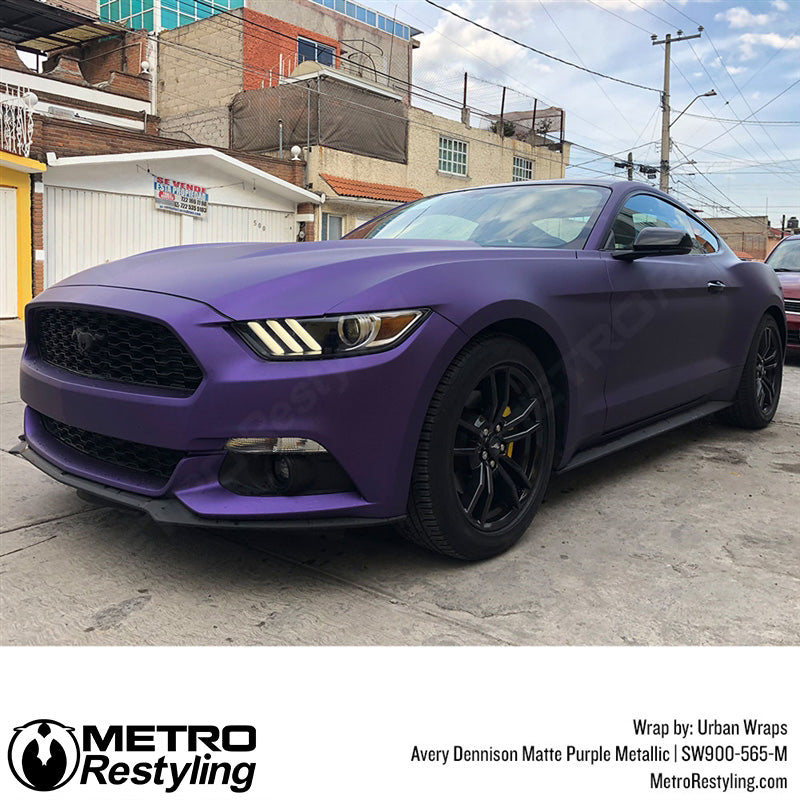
[234,309,429,359]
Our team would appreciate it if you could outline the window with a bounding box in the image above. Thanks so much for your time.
[439,136,468,176]
[345,184,611,250]
[512,157,533,182]
[322,213,344,240]
[312,0,412,39]
[298,37,335,67]
[607,194,718,254]
[100,0,244,30]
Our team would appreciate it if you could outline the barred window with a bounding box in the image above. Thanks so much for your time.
[512,156,533,182]
[438,136,468,176]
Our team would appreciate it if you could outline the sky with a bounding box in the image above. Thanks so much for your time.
[366,0,799,225]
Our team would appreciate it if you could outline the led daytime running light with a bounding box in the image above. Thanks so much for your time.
[239,309,426,359]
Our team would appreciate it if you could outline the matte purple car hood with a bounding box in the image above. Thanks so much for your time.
[55,240,487,320]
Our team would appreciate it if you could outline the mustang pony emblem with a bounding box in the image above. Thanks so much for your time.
[71,326,104,354]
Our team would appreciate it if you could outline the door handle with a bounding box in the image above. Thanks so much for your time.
[707,280,726,293]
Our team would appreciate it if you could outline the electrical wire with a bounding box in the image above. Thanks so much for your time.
[423,0,660,92]
[536,0,639,138]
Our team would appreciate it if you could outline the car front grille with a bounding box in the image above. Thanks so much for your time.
[40,414,185,482]
[785,298,800,314]
[34,307,203,393]
[788,330,800,346]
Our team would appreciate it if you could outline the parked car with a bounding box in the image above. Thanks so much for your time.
[765,233,800,350]
[16,181,786,560]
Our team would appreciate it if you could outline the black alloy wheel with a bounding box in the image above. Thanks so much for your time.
[754,323,781,415]
[453,364,547,532]
[402,335,555,560]
[722,314,783,429]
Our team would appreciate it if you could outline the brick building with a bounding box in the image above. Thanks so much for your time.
[1,0,319,318]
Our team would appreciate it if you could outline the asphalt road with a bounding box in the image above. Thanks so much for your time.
[1,318,798,645]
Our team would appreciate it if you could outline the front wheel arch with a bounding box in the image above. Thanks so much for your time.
[764,304,787,353]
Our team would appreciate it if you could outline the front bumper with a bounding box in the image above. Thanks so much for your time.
[21,285,466,522]
[11,441,405,529]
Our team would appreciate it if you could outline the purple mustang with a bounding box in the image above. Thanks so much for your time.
[17,181,785,559]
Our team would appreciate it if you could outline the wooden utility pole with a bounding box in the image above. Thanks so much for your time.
[652,29,703,192]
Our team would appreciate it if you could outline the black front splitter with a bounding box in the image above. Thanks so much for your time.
[11,439,405,531]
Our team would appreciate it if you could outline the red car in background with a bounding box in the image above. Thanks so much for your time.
[766,234,800,350]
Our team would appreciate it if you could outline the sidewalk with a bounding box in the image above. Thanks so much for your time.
[0,318,25,347]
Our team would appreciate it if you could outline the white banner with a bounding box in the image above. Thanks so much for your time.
[1,648,797,798]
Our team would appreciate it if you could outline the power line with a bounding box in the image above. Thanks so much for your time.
[672,141,752,216]
[397,2,643,150]
[685,79,800,156]
[681,113,799,125]
[423,0,660,92]
[537,0,639,138]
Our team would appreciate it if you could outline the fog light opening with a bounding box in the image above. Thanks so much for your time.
[225,436,327,454]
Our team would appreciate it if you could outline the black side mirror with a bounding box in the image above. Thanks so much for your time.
[613,227,694,260]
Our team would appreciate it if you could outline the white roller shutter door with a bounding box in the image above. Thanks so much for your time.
[45,187,294,287]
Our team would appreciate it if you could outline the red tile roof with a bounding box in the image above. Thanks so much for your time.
[733,250,756,260]
[320,173,423,204]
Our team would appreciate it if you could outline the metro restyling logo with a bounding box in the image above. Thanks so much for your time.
[7,721,256,793]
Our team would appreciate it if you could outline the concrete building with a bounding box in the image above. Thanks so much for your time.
[1,0,319,318]
[156,1,418,147]
[701,215,784,262]
[291,70,569,236]
[157,8,569,238]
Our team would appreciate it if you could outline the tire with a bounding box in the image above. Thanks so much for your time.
[721,314,783,429]
[401,335,556,560]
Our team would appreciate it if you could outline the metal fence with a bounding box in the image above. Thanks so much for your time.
[1,82,36,159]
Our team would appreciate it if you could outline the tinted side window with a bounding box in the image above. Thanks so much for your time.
[684,215,719,253]
[607,194,715,254]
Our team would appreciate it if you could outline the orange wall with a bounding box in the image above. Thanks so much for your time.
[242,8,340,90]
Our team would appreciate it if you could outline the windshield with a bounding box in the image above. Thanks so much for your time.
[344,184,612,249]
[766,238,800,272]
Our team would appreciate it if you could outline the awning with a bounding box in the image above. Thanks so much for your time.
[0,0,122,53]
[320,173,422,204]
[46,148,322,205]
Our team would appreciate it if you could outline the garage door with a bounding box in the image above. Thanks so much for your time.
[0,187,17,318]
[44,187,295,288]
[45,187,182,287]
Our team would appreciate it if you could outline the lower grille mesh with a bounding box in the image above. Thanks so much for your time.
[41,414,184,481]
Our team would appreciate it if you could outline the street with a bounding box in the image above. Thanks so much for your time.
[1,318,798,646]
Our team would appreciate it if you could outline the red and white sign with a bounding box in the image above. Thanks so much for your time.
[154,175,209,217]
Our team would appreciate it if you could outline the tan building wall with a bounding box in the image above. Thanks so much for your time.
[703,215,770,260]
[309,106,569,235]
[157,12,244,117]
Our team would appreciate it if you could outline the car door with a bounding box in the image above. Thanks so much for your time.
[602,193,736,432]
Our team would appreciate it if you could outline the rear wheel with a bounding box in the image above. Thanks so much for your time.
[722,314,783,429]
[401,335,555,560]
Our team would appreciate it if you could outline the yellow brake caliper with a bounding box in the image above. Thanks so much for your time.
[502,406,513,457]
